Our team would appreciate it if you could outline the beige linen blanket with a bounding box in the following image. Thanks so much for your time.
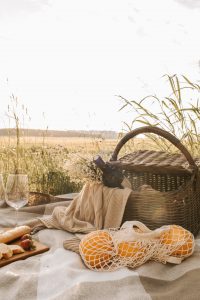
[26,182,132,252]
[39,182,132,232]
[1,200,200,299]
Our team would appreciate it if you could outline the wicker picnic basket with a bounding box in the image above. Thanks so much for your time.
[108,126,200,236]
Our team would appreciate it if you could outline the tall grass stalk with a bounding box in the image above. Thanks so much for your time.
[6,94,31,173]
[7,95,21,173]
[119,75,200,156]
[1,98,98,193]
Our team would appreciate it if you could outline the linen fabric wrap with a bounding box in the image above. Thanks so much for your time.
[33,182,132,252]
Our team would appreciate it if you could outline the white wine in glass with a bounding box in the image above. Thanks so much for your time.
[6,174,29,226]
[0,174,6,207]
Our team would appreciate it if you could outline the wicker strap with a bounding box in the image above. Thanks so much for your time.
[110,126,198,170]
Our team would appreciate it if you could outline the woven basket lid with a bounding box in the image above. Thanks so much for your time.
[109,150,200,175]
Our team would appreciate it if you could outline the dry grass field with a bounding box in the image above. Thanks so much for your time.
[0,135,148,154]
[0,135,120,195]
[0,134,152,195]
[1,132,199,196]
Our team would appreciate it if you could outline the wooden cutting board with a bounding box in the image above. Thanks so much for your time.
[0,229,49,267]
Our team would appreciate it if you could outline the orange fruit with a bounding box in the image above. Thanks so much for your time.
[117,241,145,259]
[160,225,194,257]
[79,230,114,268]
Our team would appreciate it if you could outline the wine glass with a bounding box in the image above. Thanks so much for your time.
[6,174,29,226]
[0,174,6,207]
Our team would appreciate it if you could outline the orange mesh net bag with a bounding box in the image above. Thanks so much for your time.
[154,224,195,264]
[79,221,195,271]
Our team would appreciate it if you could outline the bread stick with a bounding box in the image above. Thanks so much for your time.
[0,226,31,244]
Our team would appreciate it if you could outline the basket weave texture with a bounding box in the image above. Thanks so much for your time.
[109,126,200,236]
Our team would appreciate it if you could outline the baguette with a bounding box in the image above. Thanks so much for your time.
[0,226,31,244]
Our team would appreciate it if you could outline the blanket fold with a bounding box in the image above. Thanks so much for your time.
[28,182,132,252]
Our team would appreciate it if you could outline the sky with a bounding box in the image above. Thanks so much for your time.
[0,0,200,132]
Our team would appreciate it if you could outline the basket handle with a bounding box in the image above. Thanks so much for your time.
[110,126,198,170]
